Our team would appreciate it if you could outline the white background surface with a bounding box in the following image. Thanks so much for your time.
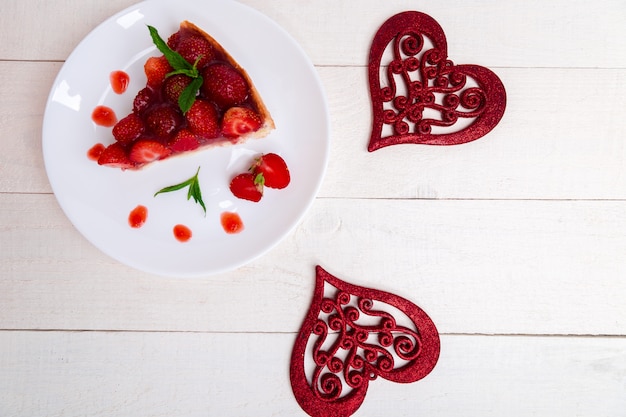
[1,0,625,416]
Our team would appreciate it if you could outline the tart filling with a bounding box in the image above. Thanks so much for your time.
[98,21,274,170]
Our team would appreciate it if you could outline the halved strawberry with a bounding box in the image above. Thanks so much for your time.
[168,129,200,152]
[251,153,290,189]
[229,172,263,202]
[186,99,219,139]
[221,107,262,139]
[112,113,145,143]
[129,140,171,164]
[144,55,172,87]
[201,63,249,108]
[97,143,134,169]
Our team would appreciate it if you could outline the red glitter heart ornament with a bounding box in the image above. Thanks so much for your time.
[368,11,506,151]
[290,266,440,417]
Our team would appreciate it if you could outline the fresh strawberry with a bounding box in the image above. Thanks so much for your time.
[112,113,145,143]
[129,140,171,163]
[145,105,183,138]
[251,153,290,189]
[176,34,215,68]
[144,55,172,87]
[167,32,181,49]
[229,172,264,202]
[163,74,193,105]
[201,63,249,108]
[221,107,262,139]
[168,129,200,152]
[186,99,219,139]
[97,143,134,169]
[132,87,154,114]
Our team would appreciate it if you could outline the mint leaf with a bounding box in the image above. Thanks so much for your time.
[147,25,202,113]
[166,68,198,78]
[154,180,192,195]
[179,76,203,114]
[147,25,192,71]
[154,167,206,215]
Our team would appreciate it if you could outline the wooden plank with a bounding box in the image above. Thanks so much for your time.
[1,194,625,335]
[3,61,626,200]
[0,61,60,194]
[251,0,626,68]
[320,65,626,199]
[0,0,136,61]
[2,2,625,416]
[1,0,625,68]
[0,331,624,416]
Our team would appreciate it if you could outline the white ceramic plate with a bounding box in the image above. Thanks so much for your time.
[42,0,329,277]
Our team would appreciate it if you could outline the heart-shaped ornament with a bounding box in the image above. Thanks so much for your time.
[290,266,440,417]
[368,11,506,151]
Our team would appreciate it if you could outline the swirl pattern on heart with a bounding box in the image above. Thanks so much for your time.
[290,266,440,417]
[368,11,506,151]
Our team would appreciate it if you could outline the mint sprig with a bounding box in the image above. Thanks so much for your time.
[147,25,203,114]
[154,166,206,215]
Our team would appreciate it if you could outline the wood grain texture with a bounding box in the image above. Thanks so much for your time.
[2,0,625,68]
[1,194,625,335]
[3,63,626,200]
[0,332,624,417]
[0,0,625,415]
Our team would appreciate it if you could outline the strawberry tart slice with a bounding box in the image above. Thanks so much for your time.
[98,21,274,170]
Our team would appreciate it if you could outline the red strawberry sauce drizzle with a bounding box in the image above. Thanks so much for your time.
[128,205,148,228]
[110,70,130,94]
[87,143,105,161]
[220,211,244,234]
[91,105,117,127]
[173,224,192,242]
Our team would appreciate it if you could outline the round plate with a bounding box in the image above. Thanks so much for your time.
[42,0,329,277]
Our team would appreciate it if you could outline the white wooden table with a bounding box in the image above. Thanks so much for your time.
[1,0,625,415]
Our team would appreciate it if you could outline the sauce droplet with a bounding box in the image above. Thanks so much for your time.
[221,212,244,234]
[173,224,192,242]
[91,105,118,127]
[110,70,130,94]
[87,143,105,161]
[128,205,148,228]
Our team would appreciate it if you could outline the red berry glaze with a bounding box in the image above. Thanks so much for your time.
[95,22,273,170]
[145,105,182,138]
[110,70,130,94]
[168,129,200,152]
[112,113,145,143]
[173,224,192,242]
[221,212,244,234]
[201,63,249,107]
[186,99,219,139]
[176,34,215,68]
[92,105,117,127]
[128,205,148,228]
[87,143,105,161]
[132,87,154,114]
[163,74,193,105]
